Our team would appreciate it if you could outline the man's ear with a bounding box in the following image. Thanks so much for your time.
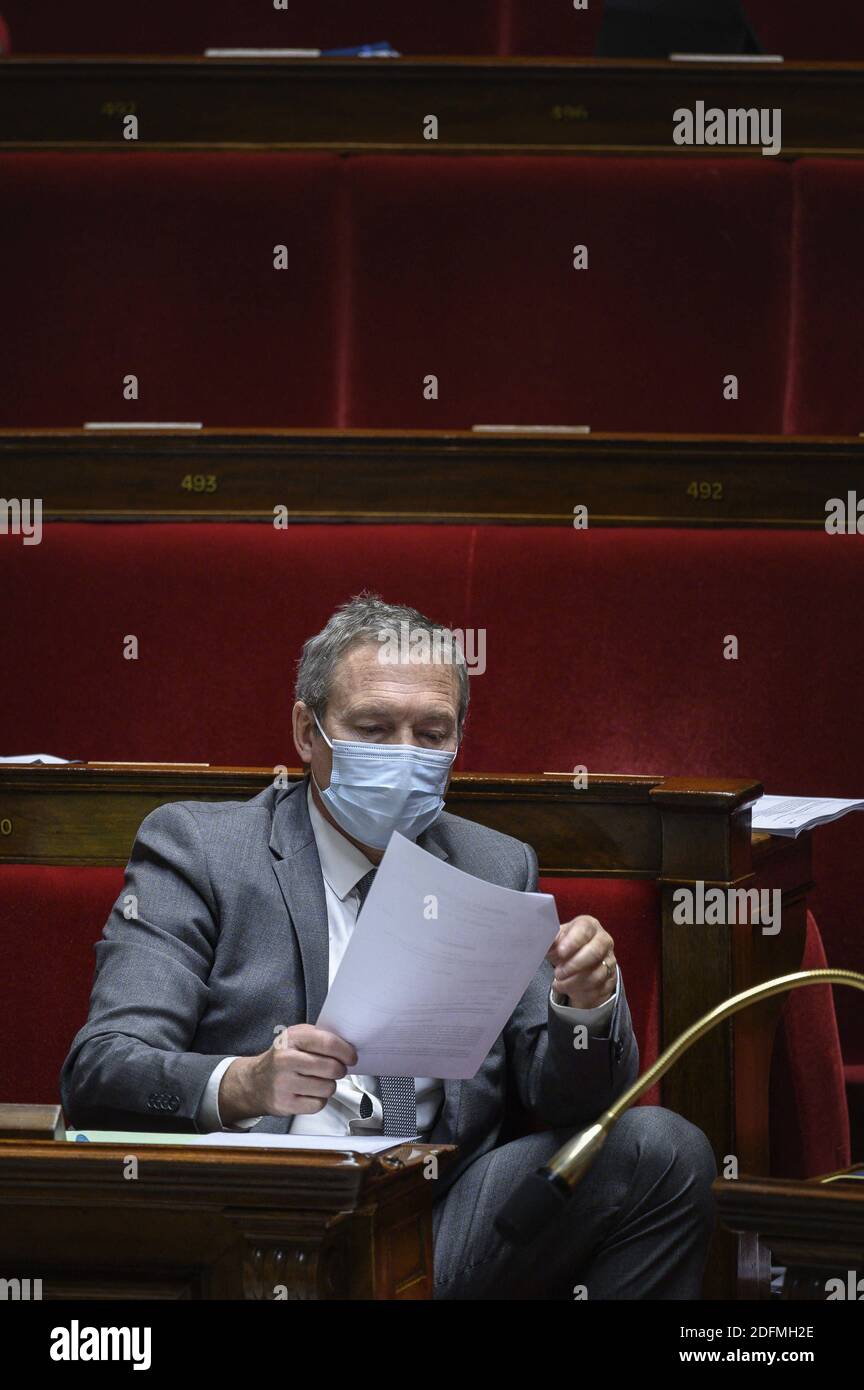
[292,701,315,765]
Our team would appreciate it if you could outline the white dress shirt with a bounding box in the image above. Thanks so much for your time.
[199,783,621,1133]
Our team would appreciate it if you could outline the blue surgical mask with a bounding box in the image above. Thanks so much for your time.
[310,711,458,850]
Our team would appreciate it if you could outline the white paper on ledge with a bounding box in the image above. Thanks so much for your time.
[0,753,72,764]
[205,48,320,58]
[751,794,864,837]
[317,831,559,1079]
[67,1130,400,1153]
[668,53,784,63]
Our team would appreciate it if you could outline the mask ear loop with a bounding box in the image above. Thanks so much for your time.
[312,710,334,750]
[309,709,334,797]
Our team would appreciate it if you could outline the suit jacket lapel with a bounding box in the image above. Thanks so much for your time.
[269,780,330,1025]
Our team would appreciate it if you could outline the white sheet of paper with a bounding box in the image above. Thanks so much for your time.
[67,1130,399,1153]
[0,753,72,763]
[471,424,591,433]
[83,421,203,429]
[204,48,321,58]
[751,794,864,837]
[668,53,783,62]
[317,832,559,1080]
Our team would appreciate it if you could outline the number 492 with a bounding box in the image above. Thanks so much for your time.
[687,481,723,500]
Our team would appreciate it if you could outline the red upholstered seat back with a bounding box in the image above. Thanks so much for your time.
[5,524,860,780]
[490,1,605,57]
[0,865,124,1106]
[746,1,864,59]
[4,2,862,59]
[0,153,795,432]
[3,520,863,1069]
[785,160,864,434]
[344,156,792,432]
[0,1,502,55]
[769,910,851,1177]
[539,877,662,1106]
[0,153,343,429]
[11,152,864,434]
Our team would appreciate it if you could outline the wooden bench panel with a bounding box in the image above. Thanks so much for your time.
[2,58,864,155]
[2,429,860,526]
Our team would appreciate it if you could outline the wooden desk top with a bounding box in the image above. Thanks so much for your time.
[0,1136,456,1208]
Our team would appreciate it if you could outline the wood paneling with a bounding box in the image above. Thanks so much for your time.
[0,764,761,873]
[0,1137,453,1299]
[1,57,863,155]
[716,1172,864,1299]
[1,429,859,526]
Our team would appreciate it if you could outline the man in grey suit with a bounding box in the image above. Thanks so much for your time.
[62,592,717,1299]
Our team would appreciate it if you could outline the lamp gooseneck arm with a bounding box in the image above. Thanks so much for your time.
[495,968,864,1246]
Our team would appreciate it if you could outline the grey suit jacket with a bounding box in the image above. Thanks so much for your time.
[61,778,639,1191]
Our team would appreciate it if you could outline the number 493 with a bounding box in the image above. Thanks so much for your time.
[180,475,217,493]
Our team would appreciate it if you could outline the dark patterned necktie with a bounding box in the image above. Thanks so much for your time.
[355,867,418,1137]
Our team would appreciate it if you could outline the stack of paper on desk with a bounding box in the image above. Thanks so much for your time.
[751,794,864,837]
[317,832,560,1079]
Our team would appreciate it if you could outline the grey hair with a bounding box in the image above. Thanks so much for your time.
[295,591,469,737]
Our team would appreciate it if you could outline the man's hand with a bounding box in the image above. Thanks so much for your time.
[546,914,617,1009]
[218,1025,358,1127]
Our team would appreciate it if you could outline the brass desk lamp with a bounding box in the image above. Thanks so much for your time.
[495,969,864,1244]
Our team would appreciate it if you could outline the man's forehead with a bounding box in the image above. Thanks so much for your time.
[331,641,460,705]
